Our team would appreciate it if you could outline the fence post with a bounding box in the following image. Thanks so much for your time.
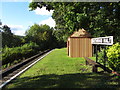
[96,45,98,63]
[92,65,98,73]
[104,45,107,71]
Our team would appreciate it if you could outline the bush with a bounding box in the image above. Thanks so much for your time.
[98,48,106,64]
[106,43,120,73]
[2,42,39,68]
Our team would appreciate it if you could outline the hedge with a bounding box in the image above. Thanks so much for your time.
[1,42,39,68]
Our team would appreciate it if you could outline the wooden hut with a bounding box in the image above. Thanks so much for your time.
[67,28,92,57]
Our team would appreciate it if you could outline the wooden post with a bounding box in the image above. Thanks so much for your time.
[92,65,98,73]
[96,45,98,63]
[86,60,88,65]
[104,45,107,71]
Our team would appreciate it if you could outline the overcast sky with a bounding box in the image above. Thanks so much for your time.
[1,1,55,36]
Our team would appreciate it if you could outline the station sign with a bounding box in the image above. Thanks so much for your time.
[91,36,113,45]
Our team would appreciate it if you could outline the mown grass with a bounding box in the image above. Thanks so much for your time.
[4,48,120,89]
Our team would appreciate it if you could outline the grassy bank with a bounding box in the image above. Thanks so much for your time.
[4,48,120,89]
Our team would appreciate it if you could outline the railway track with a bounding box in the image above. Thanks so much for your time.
[0,49,54,88]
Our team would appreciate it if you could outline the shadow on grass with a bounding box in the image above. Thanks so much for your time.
[5,73,120,89]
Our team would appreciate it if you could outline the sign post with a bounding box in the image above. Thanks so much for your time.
[91,36,113,70]
[95,45,98,63]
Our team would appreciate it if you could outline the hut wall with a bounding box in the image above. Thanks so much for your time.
[69,37,92,57]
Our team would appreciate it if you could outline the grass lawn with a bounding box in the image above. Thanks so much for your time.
[4,48,120,89]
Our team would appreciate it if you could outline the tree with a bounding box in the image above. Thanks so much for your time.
[25,24,56,50]
[1,25,24,47]
[29,2,120,43]
[53,29,69,47]
[2,25,13,35]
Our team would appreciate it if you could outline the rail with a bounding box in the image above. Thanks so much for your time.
[1,50,50,77]
[0,49,54,89]
[84,57,112,73]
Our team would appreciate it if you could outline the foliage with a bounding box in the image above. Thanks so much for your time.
[1,25,25,48]
[29,2,120,42]
[52,29,69,47]
[25,24,56,50]
[98,48,106,64]
[97,43,120,73]
[1,42,39,68]
[2,25,13,35]
[106,43,120,73]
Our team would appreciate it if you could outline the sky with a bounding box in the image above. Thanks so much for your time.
[1,1,55,36]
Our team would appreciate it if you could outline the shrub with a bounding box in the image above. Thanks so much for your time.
[2,42,39,68]
[98,48,106,64]
[106,43,120,73]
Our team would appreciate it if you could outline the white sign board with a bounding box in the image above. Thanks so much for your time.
[91,36,113,45]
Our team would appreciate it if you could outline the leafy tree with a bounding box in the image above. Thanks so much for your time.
[1,25,24,47]
[25,24,56,50]
[29,2,120,42]
[2,25,13,35]
[53,29,69,47]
